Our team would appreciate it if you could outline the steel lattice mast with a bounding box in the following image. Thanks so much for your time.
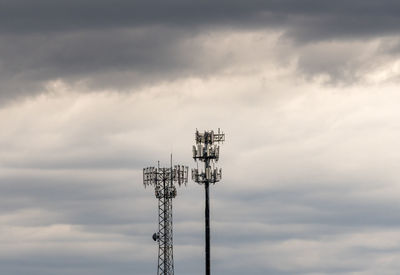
[192,129,225,275]
[143,160,188,275]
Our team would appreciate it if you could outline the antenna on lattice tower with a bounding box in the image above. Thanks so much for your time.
[143,156,188,275]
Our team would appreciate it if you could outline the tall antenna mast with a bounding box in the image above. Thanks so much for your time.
[192,129,225,275]
[143,159,188,275]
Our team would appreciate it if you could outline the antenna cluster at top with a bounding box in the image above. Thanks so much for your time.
[192,129,225,161]
[192,129,225,184]
[143,165,189,188]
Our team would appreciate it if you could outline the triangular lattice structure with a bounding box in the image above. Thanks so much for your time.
[143,163,188,275]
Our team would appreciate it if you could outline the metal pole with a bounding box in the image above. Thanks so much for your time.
[163,174,167,274]
[192,129,224,275]
[205,181,210,275]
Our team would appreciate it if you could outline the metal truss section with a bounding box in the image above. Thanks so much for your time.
[143,163,188,275]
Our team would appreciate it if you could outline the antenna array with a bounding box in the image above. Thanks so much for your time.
[192,129,225,275]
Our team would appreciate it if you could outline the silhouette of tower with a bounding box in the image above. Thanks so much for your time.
[143,159,188,275]
[192,129,225,275]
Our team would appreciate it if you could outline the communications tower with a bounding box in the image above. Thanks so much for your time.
[143,159,188,275]
[192,129,225,275]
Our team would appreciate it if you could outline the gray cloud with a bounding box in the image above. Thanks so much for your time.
[2,1,400,102]
[2,0,400,38]
[2,86,400,274]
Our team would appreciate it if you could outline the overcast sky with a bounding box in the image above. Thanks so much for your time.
[1,1,400,274]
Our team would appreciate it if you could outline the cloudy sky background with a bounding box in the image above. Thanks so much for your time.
[2,1,400,274]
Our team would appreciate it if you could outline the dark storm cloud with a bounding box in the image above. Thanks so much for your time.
[2,0,400,102]
[0,28,198,101]
[0,26,237,102]
[2,0,400,38]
